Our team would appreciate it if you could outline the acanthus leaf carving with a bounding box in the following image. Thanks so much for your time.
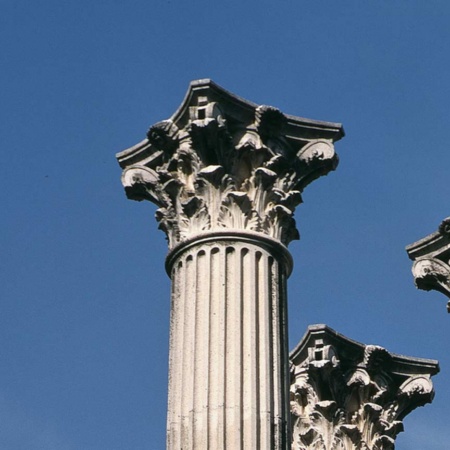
[178,200,210,240]
[290,325,438,450]
[117,80,343,249]
[218,191,261,232]
[406,216,450,312]
[265,205,299,245]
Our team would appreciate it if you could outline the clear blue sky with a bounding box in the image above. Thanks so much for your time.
[2,1,450,449]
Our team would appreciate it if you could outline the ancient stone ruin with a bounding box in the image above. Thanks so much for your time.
[117,79,438,449]
[290,325,437,450]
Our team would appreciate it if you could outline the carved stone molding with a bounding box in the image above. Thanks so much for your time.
[117,79,344,249]
[406,217,450,312]
[290,325,439,450]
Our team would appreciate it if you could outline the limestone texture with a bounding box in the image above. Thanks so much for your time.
[117,79,343,449]
[290,325,439,450]
[407,217,450,312]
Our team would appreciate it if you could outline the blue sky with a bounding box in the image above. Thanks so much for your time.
[2,1,450,449]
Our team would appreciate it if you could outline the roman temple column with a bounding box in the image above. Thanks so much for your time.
[407,217,450,313]
[116,79,344,449]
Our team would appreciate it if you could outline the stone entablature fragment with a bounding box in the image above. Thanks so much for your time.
[406,217,450,312]
[290,325,439,450]
[117,79,344,249]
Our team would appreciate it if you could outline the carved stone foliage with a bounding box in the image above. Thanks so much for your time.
[117,80,344,249]
[290,325,439,450]
[406,217,450,312]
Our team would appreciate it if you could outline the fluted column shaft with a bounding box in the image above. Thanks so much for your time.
[116,79,344,450]
[166,234,291,450]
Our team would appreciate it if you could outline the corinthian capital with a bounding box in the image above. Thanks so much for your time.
[407,217,450,312]
[290,325,439,450]
[117,79,344,249]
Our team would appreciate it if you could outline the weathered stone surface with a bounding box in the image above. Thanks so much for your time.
[166,236,291,450]
[117,79,344,249]
[290,325,439,450]
[406,217,450,312]
[117,80,344,450]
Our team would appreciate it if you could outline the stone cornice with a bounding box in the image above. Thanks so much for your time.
[117,79,344,249]
[290,325,439,450]
[406,217,450,312]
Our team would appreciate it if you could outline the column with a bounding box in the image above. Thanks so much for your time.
[116,79,344,449]
[290,325,439,450]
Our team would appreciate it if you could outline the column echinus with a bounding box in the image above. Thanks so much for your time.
[116,79,344,450]
[407,217,450,312]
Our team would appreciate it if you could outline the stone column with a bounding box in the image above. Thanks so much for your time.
[290,325,439,450]
[116,79,344,449]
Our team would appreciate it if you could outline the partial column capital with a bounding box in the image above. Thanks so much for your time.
[164,229,294,276]
[289,325,439,450]
[406,217,450,312]
[117,79,344,249]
